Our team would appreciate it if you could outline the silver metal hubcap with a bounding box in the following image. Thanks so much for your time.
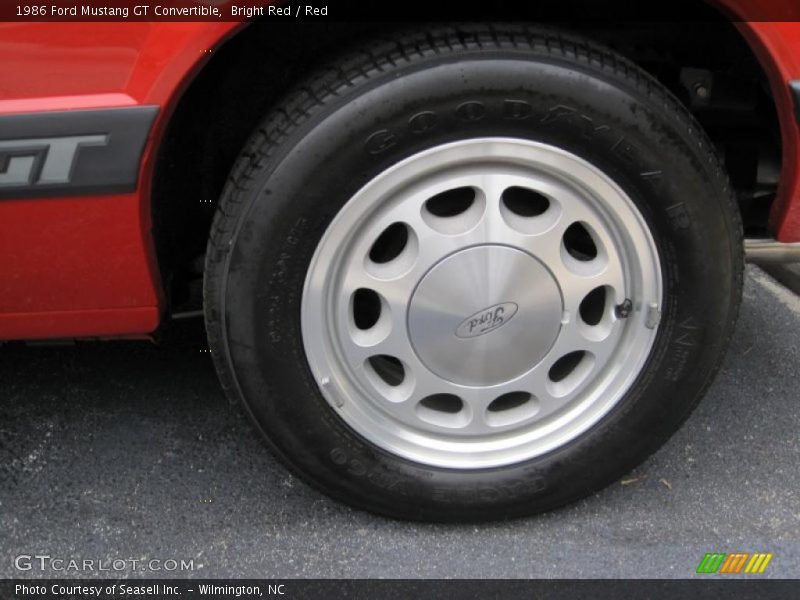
[408,245,562,386]
[302,138,662,468]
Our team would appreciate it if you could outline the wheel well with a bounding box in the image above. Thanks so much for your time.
[151,14,781,311]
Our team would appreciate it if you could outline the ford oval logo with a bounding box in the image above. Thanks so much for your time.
[455,302,519,339]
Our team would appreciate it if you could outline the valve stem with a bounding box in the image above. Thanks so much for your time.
[615,298,633,319]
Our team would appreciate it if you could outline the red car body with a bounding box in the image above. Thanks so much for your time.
[1,3,799,341]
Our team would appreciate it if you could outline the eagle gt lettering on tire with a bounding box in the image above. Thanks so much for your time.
[204,26,742,520]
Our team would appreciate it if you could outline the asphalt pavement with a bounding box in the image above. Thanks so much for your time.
[0,265,798,579]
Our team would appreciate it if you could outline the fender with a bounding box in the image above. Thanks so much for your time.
[0,22,242,340]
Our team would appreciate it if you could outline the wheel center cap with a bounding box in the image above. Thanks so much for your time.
[408,245,563,387]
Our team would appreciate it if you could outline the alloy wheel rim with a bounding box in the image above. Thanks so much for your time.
[301,138,662,468]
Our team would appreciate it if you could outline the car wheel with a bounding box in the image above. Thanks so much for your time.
[204,25,742,520]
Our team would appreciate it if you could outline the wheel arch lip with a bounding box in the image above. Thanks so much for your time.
[134,21,253,311]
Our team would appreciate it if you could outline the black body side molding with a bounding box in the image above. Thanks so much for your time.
[0,106,158,199]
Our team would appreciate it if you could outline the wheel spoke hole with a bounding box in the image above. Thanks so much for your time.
[579,286,608,326]
[416,394,470,429]
[369,222,409,264]
[578,286,616,341]
[367,355,405,387]
[549,351,586,382]
[563,222,598,261]
[486,392,539,428]
[488,391,531,412]
[419,393,463,413]
[365,221,419,279]
[501,187,550,216]
[547,351,596,398]
[352,288,382,330]
[421,187,485,235]
[499,185,560,235]
[425,187,475,217]
[363,354,413,402]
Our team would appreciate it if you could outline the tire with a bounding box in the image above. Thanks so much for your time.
[204,25,743,521]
